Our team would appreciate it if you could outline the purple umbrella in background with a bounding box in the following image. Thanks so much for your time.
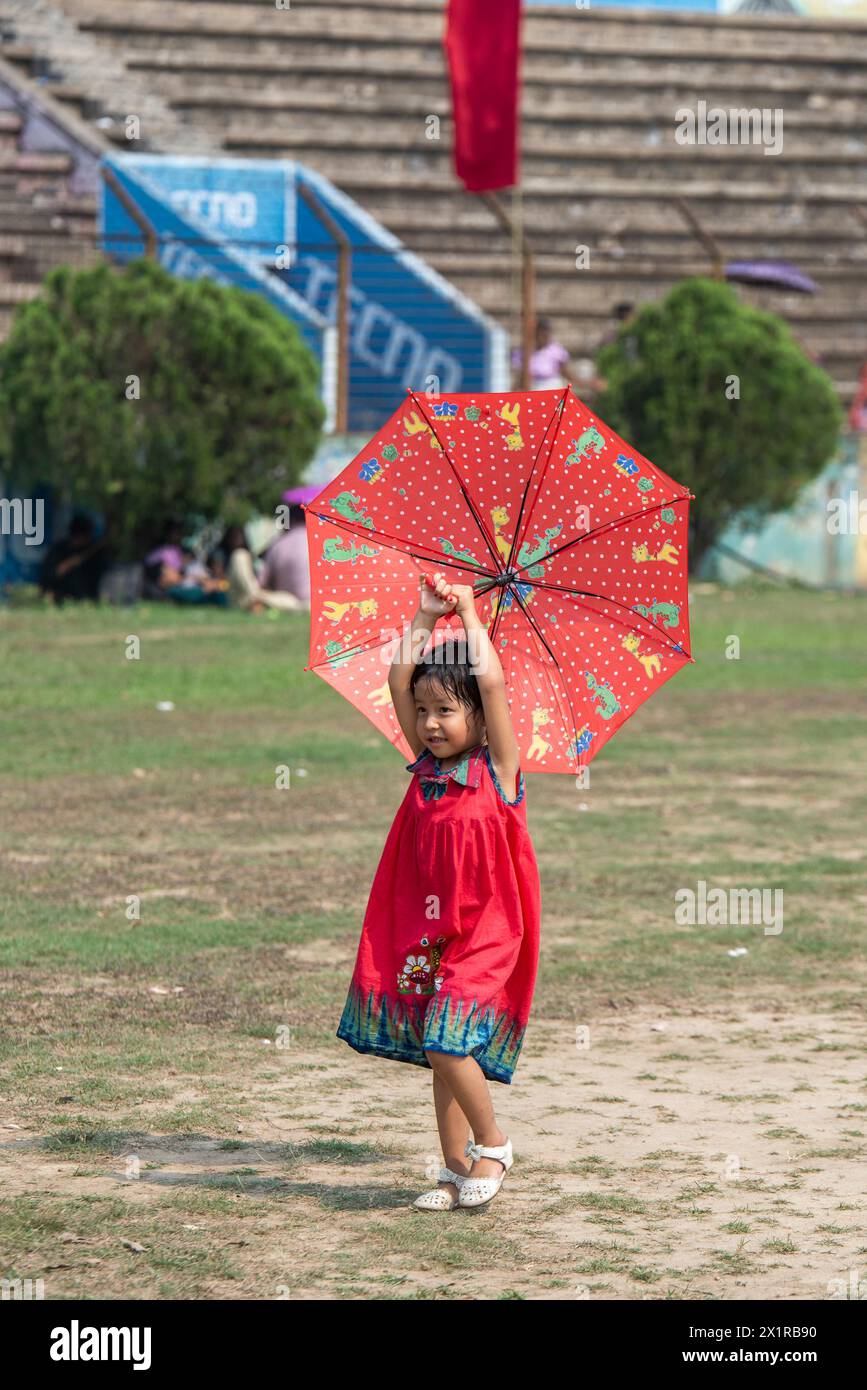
[252,484,320,558]
[282,485,319,506]
[725,260,818,294]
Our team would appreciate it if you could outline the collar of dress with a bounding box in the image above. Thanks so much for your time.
[405,742,486,789]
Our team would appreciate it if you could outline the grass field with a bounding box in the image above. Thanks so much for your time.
[1,585,866,1300]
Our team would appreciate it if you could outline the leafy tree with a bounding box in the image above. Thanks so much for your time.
[0,258,325,556]
[595,277,843,570]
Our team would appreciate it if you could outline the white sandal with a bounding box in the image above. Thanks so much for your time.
[411,1166,467,1211]
[458,1137,513,1209]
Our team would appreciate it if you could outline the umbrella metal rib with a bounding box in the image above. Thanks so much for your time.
[509,491,694,578]
[408,390,504,577]
[304,506,502,582]
[494,571,692,660]
[494,577,598,763]
[498,385,571,605]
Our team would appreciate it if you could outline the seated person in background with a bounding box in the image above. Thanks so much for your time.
[142,522,186,599]
[259,504,310,610]
[221,525,306,614]
[163,546,229,606]
[207,549,227,586]
[40,512,109,605]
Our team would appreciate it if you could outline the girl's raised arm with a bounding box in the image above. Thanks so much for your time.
[387,576,453,756]
[461,603,520,793]
[425,574,521,793]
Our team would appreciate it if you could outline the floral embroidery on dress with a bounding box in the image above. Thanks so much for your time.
[397,933,447,995]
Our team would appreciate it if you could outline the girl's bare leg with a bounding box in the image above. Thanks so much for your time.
[429,1072,473,1202]
[425,1050,508,1184]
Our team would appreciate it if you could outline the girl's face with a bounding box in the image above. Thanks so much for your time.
[414,677,485,761]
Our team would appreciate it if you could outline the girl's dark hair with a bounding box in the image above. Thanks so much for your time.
[410,641,483,717]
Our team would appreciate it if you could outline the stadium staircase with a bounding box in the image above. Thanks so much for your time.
[1,0,866,401]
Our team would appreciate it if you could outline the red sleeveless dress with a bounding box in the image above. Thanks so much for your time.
[336,742,542,1084]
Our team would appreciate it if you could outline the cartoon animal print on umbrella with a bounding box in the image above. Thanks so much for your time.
[517,523,563,579]
[567,724,596,761]
[491,505,513,565]
[329,491,375,528]
[324,640,354,669]
[632,599,680,629]
[632,540,680,565]
[614,455,656,497]
[527,708,554,761]
[322,537,380,564]
[565,427,606,467]
[321,597,379,624]
[403,410,442,449]
[621,632,662,678]
[438,537,488,575]
[497,401,524,451]
[584,671,621,720]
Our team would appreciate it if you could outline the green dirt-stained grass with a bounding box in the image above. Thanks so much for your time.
[1,587,866,1034]
[1,586,866,1298]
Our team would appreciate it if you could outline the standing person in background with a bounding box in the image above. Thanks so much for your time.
[576,301,638,403]
[259,502,311,611]
[511,317,573,391]
[221,525,306,614]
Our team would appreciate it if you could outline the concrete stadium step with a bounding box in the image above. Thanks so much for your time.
[65,0,867,35]
[443,270,867,320]
[352,174,867,213]
[219,132,866,176]
[0,280,42,306]
[223,143,867,191]
[0,150,72,174]
[96,35,867,97]
[0,43,39,69]
[353,194,864,233]
[384,216,867,258]
[0,233,28,278]
[60,0,867,61]
[430,249,867,282]
[166,86,865,134]
[0,211,97,235]
[187,98,864,148]
[122,47,867,104]
[0,111,23,147]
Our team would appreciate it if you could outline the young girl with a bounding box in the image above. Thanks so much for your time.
[336,571,542,1211]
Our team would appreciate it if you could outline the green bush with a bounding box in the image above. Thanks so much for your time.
[0,258,325,557]
[596,277,843,569]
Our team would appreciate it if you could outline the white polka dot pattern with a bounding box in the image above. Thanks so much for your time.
[303,386,694,774]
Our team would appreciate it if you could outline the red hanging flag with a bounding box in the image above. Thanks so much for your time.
[444,0,521,193]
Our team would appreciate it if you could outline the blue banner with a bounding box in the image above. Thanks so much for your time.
[100,155,506,434]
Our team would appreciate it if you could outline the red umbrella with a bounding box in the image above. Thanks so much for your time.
[303,386,694,774]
